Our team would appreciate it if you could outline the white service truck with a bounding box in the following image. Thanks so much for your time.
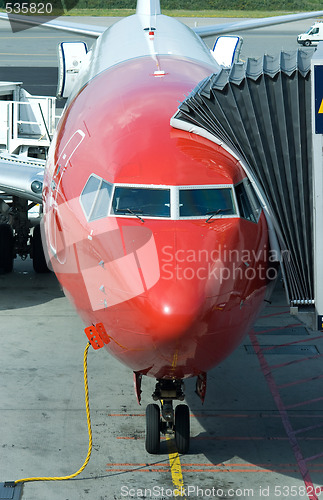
[297,21,323,46]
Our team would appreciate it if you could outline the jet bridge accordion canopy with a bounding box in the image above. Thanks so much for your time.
[172,49,314,306]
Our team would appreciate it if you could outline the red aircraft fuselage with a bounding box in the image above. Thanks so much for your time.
[43,51,270,381]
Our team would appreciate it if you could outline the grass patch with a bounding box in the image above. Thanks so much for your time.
[0,7,302,17]
[62,8,136,16]
[61,8,294,17]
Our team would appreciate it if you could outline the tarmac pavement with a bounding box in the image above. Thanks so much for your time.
[0,259,323,500]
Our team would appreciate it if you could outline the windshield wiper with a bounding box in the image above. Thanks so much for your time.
[206,208,231,223]
[115,207,145,222]
[126,208,145,223]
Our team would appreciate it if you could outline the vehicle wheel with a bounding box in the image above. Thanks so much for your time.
[32,224,50,273]
[175,404,190,454]
[145,404,160,454]
[304,40,311,47]
[0,224,14,274]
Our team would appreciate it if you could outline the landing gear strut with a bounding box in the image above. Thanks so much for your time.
[0,223,14,273]
[145,379,190,455]
[0,196,49,273]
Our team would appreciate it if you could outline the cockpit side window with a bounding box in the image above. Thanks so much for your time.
[245,181,262,221]
[111,187,171,218]
[235,180,261,223]
[80,175,113,221]
[179,187,236,217]
[80,175,100,219]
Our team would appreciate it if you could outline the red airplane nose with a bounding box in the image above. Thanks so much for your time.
[145,282,205,342]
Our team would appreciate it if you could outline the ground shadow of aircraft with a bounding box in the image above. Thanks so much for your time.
[0,258,64,310]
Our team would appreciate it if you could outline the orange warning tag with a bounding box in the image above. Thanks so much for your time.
[85,325,104,350]
[96,322,110,344]
[84,323,110,350]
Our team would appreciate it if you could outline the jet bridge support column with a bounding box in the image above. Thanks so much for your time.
[311,42,323,331]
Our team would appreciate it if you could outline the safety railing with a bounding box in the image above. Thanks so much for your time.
[0,94,56,154]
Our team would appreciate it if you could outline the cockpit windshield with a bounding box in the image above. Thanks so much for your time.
[111,187,171,218]
[80,175,256,222]
[179,187,236,217]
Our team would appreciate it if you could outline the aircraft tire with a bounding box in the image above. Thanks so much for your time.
[0,223,14,274]
[32,224,50,273]
[145,403,160,454]
[175,404,190,454]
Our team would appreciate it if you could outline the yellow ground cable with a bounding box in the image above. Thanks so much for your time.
[14,342,93,484]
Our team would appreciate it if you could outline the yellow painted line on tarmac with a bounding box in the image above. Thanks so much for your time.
[166,435,186,498]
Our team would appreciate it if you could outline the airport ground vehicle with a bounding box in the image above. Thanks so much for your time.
[297,21,323,46]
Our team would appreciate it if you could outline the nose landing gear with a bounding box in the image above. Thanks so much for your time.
[145,403,161,454]
[174,404,190,454]
[145,379,190,455]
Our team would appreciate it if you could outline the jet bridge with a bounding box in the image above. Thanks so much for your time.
[171,47,322,330]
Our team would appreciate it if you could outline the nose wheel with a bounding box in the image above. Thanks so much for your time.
[144,379,190,455]
[145,404,161,454]
[175,404,190,454]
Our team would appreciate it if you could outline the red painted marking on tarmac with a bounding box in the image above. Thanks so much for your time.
[104,467,273,473]
[108,412,323,418]
[254,323,302,335]
[285,397,323,410]
[256,414,323,418]
[293,423,323,435]
[116,435,323,441]
[105,468,269,473]
[117,435,167,440]
[116,436,140,439]
[106,462,323,468]
[269,353,323,372]
[258,310,289,319]
[105,462,323,474]
[286,414,323,418]
[107,413,145,416]
[278,374,323,389]
[305,452,323,463]
[249,329,319,500]
[108,463,163,466]
[260,335,323,353]
[106,468,171,472]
